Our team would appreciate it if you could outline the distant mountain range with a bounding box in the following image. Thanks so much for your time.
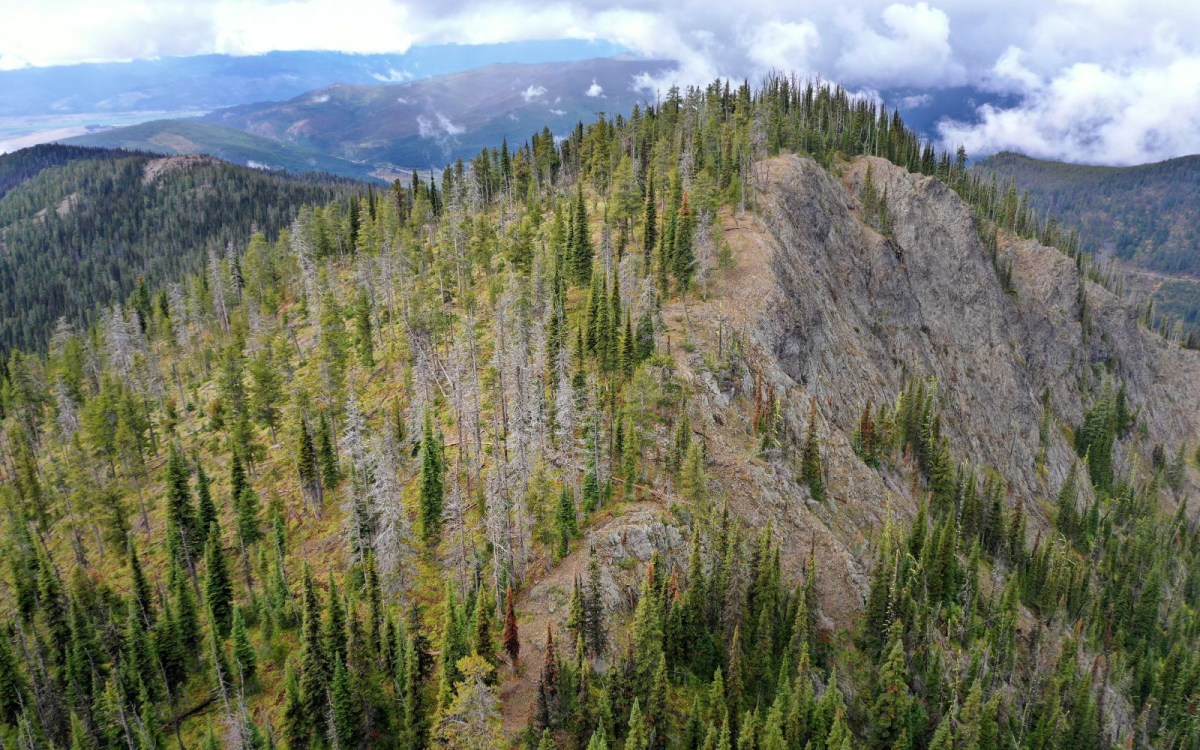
[976,151,1200,334]
[66,57,674,176]
[0,41,627,117]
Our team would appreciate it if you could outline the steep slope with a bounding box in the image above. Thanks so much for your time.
[652,154,1200,620]
[62,119,379,181]
[976,151,1200,336]
[0,145,361,353]
[203,58,673,168]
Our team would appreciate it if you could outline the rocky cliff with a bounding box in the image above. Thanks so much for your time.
[645,154,1200,626]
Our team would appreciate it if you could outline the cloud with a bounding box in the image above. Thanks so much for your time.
[585,79,604,97]
[898,94,932,109]
[416,111,465,139]
[938,53,1200,165]
[837,3,965,88]
[746,20,820,74]
[522,84,548,102]
[372,67,413,82]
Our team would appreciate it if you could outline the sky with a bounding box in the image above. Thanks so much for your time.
[0,0,1198,165]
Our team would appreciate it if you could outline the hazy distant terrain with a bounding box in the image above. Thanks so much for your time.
[203,57,674,168]
[0,41,626,117]
[68,57,673,175]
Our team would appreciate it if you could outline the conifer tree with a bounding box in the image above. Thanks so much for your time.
[195,459,217,552]
[572,186,594,286]
[419,412,445,547]
[502,585,520,668]
[557,486,578,556]
[643,177,658,266]
[0,627,27,726]
[231,607,256,686]
[317,412,341,490]
[204,526,234,637]
[585,549,608,657]
[297,564,327,740]
[296,416,323,513]
[164,442,197,582]
[473,585,496,665]
[330,655,358,748]
[802,401,825,502]
[626,698,650,750]
[353,288,375,368]
[129,544,155,627]
[249,339,283,440]
[869,626,914,750]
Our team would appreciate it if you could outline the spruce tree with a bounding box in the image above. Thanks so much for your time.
[0,627,27,726]
[231,607,257,686]
[298,564,327,738]
[801,400,825,502]
[204,526,234,637]
[418,413,444,547]
[317,412,341,490]
[297,416,323,510]
[502,585,520,668]
[164,442,197,581]
[330,655,358,748]
[643,176,658,266]
[556,486,578,556]
[572,186,594,286]
[195,459,217,552]
[129,544,155,627]
[869,627,914,750]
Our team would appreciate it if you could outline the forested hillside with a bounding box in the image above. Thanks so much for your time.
[974,152,1200,275]
[0,76,1198,750]
[63,121,380,182]
[0,145,361,353]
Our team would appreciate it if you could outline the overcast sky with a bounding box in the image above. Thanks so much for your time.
[1,0,1197,165]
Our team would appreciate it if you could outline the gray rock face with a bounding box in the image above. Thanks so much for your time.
[762,156,1199,502]
[668,155,1200,626]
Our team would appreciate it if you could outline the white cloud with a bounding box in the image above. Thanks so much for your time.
[309,93,330,104]
[435,112,465,135]
[549,108,566,116]
[745,20,820,73]
[899,93,932,109]
[372,67,413,83]
[417,111,465,139]
[585,79,604,97]
[939,54,1200,165]
[837,2,965,88]
[522,84,548,102]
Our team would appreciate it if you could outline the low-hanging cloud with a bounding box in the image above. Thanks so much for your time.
[1,0,1196,164]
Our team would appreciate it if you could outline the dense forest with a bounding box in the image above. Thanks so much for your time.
[0,74,1197,750]
[0,145,361,354]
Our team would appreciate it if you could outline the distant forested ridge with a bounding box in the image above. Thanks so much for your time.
[0,145,360,353]
[975,151,1200,275]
